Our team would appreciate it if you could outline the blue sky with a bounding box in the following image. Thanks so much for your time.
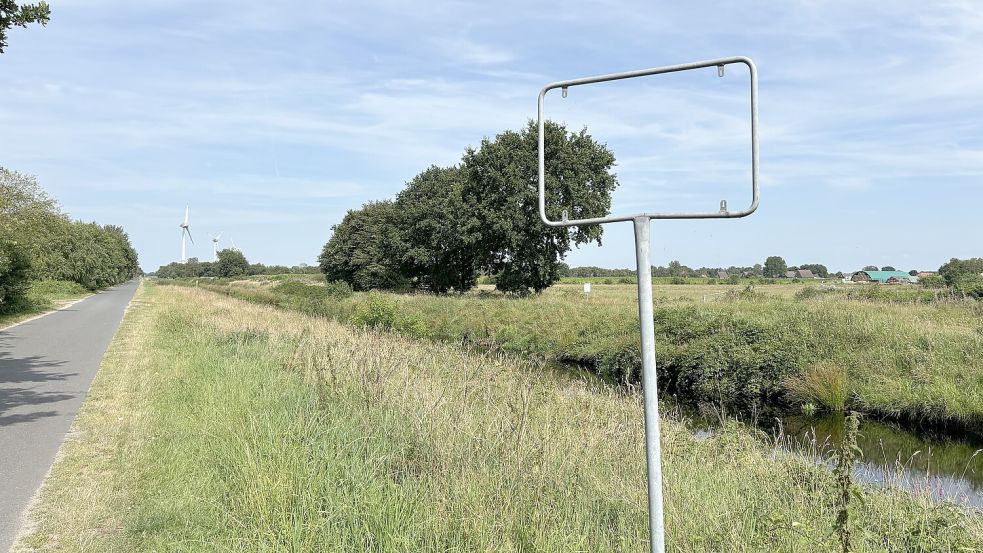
[1,1,981,273]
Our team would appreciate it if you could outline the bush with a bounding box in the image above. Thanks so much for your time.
[272,280,324,300]
[954,276,983,300]
[348,292,429,338]
[324,280,354,299]
[670,277,687,285]
[652,307,809,411]
[919,275,945,289]
[350,293,400,330]
[795,286,838,301]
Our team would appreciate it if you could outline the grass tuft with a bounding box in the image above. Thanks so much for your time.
[784,364,850,411]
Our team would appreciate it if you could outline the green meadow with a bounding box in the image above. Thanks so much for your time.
[177,277,983,432]
[15,282,982,552]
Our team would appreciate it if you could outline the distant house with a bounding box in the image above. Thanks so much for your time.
[717,271,729,279]
[785,269,816,279]
[917,271,936,278]
[785,270,796,279]
[851,270,918,284]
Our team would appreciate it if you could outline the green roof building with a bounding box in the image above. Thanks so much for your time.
[851,270,918,284]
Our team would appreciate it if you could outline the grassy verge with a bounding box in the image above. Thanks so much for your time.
[170,278,983,432]
[15,282,981,551]
[0,280,90,329]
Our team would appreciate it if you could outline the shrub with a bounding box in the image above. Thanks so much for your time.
[324,280,354,299]
[954,275,983,300]
[272,280,324,300]
[651,307,810,410]
[670,277,686,285]
[350,293,400,330]
[919,275,945,289]
[796,286,838,301]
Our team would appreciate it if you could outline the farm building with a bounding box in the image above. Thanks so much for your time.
[784,269,816,279]
[717,271,729,279]
[851,270,919,284]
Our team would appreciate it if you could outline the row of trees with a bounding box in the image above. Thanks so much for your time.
[319,121,619,295]
[152,251,319,279]
[0,167,140,312]
[563,257,982,290]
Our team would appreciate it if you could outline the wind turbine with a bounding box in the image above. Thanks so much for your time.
[210,232,222,261]
[180,205,194,262]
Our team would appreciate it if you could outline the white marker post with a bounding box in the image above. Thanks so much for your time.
[537,57,760,553]
[583,282,592,302]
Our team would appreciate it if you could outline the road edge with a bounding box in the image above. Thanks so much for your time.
[0,295,94,334]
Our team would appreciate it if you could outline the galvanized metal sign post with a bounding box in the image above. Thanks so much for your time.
[537,56,759,553]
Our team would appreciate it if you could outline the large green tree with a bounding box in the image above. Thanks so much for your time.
[394,165,479,293]
[0,1,50,53]
[461,120,618,294]
[763,256,787,278]
[216,249,249,278]
[318,201,408,291]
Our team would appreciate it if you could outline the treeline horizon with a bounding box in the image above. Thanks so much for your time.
[0,167,140,314]
[152,252,320,279]
[563,262,912,279]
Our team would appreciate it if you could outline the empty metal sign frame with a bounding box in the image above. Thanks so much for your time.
[537,56,760,553]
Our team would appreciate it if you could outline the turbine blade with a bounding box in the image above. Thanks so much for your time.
[186,228,194,244]
[184,205,189,225]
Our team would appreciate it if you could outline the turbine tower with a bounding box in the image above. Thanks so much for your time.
[210,233,222,262]
[180,205,194,262]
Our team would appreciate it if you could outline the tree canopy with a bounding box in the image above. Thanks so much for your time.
[763,256,787,278]
[216,248,250,278]
[394,166,479,293]
[318,121,619,295]
[0,1,51,53]
[0,167,139,311]
[318,201,408,291]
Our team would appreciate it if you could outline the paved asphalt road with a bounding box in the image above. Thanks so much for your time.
[0,280,139,552]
